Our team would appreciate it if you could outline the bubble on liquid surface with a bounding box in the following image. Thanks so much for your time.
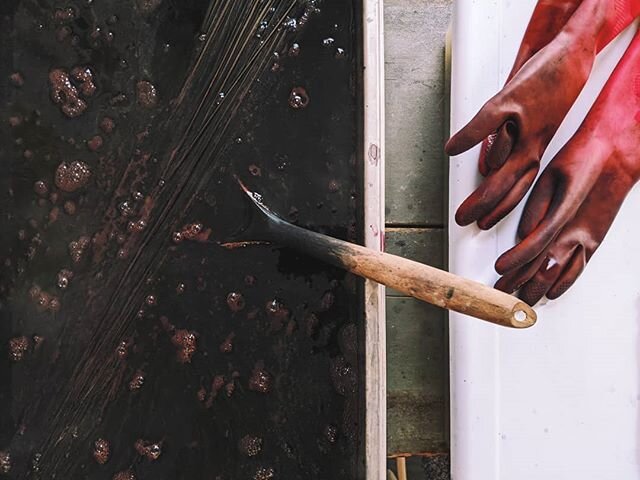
[171,329,197,363]
[249,164,261,176]
[33,335,45,349]
[70,66,97,97]
[9,72,24,87]
[239,435,263,457]
[288,87,309,109]
[128,219,147,233]
[329,355,357,396]
[253,466,275,480]
[29,286,60,312]
[212,375,225,393]
[129,370,146,391]
[0,450,11,473]
[320,290,335,310]
[225,380,236,397]
[33,180,49,197]
[135,439,163,461]
[118,201,135,217]
[136,80,158,108]
[55,161,91,192]
[265,299,290,330]
[100,116,115,134]
[175,222,209,243]
[53,7,76,22]
[92,438,110,464]
[110,93,128,106]
[116,339,131,359]
[68,236,90,263]
[9,336,30,362]
[30,453,42,474]
[322,37,335,47]
[49,69,87,118]
[226,292,245,312]
[182,223,202,239]
[283,17,298,32]
[56,269,73,289]
[288,43,300,57]
[249,363,273,394]
[256,20,268,38]
[324,424,338,444]
[113,469,136,480]
[63,200,77,215]
[137,0,162,14]
[220,332,235,353]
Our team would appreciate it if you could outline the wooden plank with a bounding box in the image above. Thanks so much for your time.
[384,0,452,226]
[363,0,387,478]
[386,297,448,455]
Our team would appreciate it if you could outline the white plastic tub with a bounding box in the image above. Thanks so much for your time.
[448,2,640,478]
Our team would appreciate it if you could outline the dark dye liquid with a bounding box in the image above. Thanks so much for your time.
[0,0,364,479]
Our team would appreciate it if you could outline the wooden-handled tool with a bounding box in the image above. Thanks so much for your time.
[229,179,536,329]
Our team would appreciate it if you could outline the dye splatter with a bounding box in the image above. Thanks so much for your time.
[0,0,362,478]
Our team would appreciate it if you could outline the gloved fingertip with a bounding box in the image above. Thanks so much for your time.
[494,255,507,275]
[546,280,572,299]
[495,253,518,276]
[518,285,545,307]
[454,207,474,227]
[493,276,514,293]
[445,131,479,156]
[444,136,460,156]
[477,214,501,231]
[519,295,540,308]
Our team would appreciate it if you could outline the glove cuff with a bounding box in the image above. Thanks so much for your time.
[596,0,640,52]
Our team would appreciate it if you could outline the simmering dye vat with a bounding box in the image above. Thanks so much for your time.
[0,0,385,478]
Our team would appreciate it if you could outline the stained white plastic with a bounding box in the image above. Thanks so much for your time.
[449,1,640,478]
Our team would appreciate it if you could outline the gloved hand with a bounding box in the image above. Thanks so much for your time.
[494,27,640,305]
[476,0,582,178]
[446,0,640,230]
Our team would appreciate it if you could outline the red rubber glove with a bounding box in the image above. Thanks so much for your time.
[494,27,640,305]
[477,0,582,178]
[446,0,640,230]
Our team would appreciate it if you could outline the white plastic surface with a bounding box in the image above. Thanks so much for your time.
[449,1,640,479]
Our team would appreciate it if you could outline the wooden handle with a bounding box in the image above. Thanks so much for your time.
[269,218,536,328]
[396,457,407,480]
[238,181,537,328]
[341,243,536,328]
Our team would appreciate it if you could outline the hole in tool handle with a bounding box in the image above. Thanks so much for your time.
[514,310,528,323]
